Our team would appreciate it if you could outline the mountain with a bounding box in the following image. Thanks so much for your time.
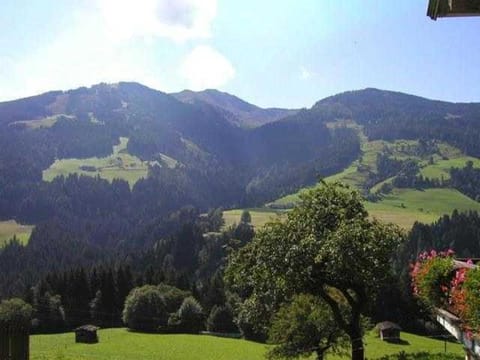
[0,82,359,217]
[172,89,298,128]
[3,83,480,299]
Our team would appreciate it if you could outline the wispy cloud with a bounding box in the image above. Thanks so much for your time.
[300,66,317,80]
[0,0,236,101]
[180,45,235,90]
[96,0,217,42]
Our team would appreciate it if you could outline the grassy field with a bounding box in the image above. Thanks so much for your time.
[420,157,480,181]
[223,208,286,228]
[365,188,480,229]
[271,187,480,230]
[30,328,464,360]
[31,329,268,360]
[0,220,33,247]
[263,188,480,230]
[268,132,480,229]
[43,137,177,187]
[10,114,75,129]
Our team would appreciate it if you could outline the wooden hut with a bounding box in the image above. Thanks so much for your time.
[74,325,99,344]
[376,321,401,341]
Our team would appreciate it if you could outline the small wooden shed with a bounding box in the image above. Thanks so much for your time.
[376,321,401,341]
[0,323,30,360]
[75,325,99,344]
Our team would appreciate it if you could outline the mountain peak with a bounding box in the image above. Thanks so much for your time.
[172,89,298,128]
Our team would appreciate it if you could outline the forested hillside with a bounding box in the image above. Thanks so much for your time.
[0,82,359,299]
[2,84,480,332]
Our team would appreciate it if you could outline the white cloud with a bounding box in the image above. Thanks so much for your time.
[300,66,317,80]
[96,0,217,42]
[180,45,235,90]
[0,0,222,101]
[0,5,169,101]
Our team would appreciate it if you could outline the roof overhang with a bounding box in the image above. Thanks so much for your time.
[427,0,480,20]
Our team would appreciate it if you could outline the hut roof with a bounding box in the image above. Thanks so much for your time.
[428,0,480,20]
[376,321,401,331]
[75,325,99,332]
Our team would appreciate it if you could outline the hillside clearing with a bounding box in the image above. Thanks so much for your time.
[272,187,480,230]
[43,137,177,187]
[0,220,33,247]
[269,133,480,229]
[365,188,480,229]
[9,114,75,129]
[420,157,480,181]
[30,328,464,360]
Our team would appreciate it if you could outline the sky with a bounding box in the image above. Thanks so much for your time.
[0,0,479,108]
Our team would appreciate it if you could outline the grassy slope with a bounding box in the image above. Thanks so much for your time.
[43,137,166,187]
[31,329,268,360]
[0,220,33,247]
[365,188,480,229]
[420,157,480,181]
[30,328,464,360]
[268,133,480,229]
[10,114,75,129]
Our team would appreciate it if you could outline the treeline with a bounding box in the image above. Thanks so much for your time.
[0,200,240,298]
[19,213,254,334]
[450,161,480,201]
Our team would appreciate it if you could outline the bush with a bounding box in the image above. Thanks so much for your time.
[0,298,33,328]
[32,292,66,333]
[122,285,168,332]
[207,305,237,333]
[157,283,191,313]
[168,297,204,333]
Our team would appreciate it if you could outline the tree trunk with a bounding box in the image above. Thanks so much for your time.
[350,332,364,360]
[315,350,324,360]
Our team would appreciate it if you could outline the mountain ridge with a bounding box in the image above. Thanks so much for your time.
[171,88,299,128]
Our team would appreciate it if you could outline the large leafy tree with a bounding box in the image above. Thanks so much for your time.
[225,182,403,360]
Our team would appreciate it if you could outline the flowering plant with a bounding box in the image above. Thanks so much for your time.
[410,249,454,309]
[411,250,480,337]
[448,266,468,318]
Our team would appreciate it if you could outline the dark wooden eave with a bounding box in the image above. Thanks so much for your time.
[428,0,480,20]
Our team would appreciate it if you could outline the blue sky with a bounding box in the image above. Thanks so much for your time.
[0,0,479,108]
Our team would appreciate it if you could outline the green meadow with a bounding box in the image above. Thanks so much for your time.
[10,114,76,129]
[43,137,177,187]
[0,220,33,247]
[420,157,480,181]
[365,188,480,229]
[31,329,268,360]
[268,133,480,229]
[30,328,463,360]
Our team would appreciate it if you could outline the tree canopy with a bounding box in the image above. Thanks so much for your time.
[225,182,404,360]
